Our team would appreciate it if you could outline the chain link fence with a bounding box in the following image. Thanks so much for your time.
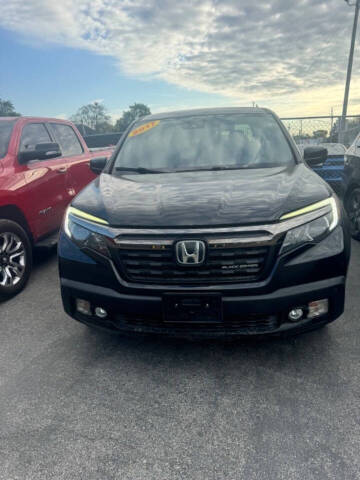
[80,115,360,150]
[280,115,360,147]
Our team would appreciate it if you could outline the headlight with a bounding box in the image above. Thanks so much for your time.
[63,207,110,257]
[280,197,339,254]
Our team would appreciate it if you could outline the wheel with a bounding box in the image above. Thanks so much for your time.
[345,187,360,240]
[0,220,32,300]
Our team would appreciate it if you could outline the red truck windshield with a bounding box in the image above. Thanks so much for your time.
[0,120,16,159]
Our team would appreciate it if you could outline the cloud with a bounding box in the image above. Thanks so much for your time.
[1,0,359,115]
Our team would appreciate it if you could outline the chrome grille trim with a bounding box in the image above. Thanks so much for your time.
[107,204,331,239]
[69,204,331,241]
[114,239,173,249]
[113,236,276,249]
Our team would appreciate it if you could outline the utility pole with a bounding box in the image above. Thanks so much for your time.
[340,0,360,144]
[330,107,334,141]
[330,107,334,131]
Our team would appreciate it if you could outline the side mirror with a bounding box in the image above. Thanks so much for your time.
[304,146,328,168]
[90,156,108,174]
[18,143,61,163]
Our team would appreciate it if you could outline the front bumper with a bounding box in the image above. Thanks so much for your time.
[61,275,346,338]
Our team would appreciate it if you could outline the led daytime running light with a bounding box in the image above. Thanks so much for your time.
[280,197,337,226]
[67,206,109,225]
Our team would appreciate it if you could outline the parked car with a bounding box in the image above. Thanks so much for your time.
[0,116,114,299]
[297,143,346,197]
[59,108,350,338]
[343,131,360,240]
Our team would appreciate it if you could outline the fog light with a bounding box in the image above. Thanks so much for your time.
[288,308,304,322]
[95,307,108,319]
[76,298,91,316]
[308,299,328,319]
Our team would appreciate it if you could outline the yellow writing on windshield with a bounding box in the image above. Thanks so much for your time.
[129,120,160,138]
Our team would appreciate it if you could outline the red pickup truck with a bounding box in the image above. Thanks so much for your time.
[0,116,113,299]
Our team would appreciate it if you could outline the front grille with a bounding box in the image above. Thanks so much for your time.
[112,240,273,284]
[115,312,280,333]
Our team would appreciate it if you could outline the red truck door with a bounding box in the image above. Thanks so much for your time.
[48,122,95,195]
[19,122,71,237]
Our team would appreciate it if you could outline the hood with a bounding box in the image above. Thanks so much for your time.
[72,164,331,228]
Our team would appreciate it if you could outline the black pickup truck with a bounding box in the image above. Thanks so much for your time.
[58,108,350,338]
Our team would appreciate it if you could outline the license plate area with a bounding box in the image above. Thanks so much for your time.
[163,293,222,324]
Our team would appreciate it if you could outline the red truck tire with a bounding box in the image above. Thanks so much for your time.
[0,220,32,300]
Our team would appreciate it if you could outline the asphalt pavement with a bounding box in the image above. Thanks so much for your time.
[1,242,360,480]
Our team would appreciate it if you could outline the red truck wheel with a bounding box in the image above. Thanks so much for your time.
[0,220,32,301]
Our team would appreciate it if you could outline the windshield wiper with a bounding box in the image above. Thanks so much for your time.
[115,164,272,175]
[171,165,249,172]
[115,166,169,174]
[185,164,278,171]
[208,165,248,171]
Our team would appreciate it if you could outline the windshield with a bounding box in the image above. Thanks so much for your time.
[112,113,295,173]
[0,120,16,159]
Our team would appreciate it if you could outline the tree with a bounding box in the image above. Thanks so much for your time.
[114,103,151,132]
[71,102,112,133]
[0,98,21,116]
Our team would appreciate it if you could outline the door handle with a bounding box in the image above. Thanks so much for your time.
[57,167,67,173]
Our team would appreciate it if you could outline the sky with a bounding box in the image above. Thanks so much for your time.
[0,0,359,122]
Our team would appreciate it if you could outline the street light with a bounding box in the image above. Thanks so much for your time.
[339,0,360,144]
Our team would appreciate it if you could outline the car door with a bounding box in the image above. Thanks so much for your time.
[48,122,94,196]
[19,122,70,237]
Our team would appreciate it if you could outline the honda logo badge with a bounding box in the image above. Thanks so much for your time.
[175,240,206,265]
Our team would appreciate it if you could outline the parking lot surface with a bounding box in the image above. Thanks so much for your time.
[1,243,360,480]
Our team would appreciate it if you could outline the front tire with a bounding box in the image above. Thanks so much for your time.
[345,187,360,240]
[0,220,32,301]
